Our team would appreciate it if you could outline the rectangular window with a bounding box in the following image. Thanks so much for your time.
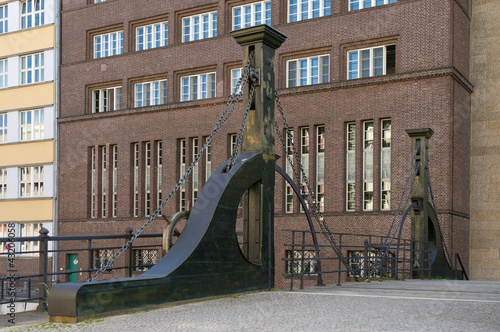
[0,59,7,88]
[145,142,151,216]
[18,222,42,254]
[363,121,374,211]
[230,133,237,156]
[91,147,96,218]
[181,72,216,101]
[0,168,6,198]
[94,31,123,59]
[192,138,199,203]
[21,0,44,29]
[157,141,163,209]
[101,147,107,218]
[285,250,318,275]
[300,127,309,212]
[285,129,294,213]
[287,55,329,87]
[92,86,122,113]
[346,122,356,211]
[91,249,114,270]
[348,250,380,278]
[205,137,211,180]
[316,126,325,212]
[179,139,186,211]
[134,80,167,107]
[182,11,217,43]
[381,119,391,210]
[347,45,395,80]
[20,109,44,141]
[349,0,397,11]
[233,1,271,30]
[288,0,331,23]
[94,0,107,3]
[133,143,139,217]
[0,113,7,143]
[136,21,168,51]
[231,68,242,95]
[112,145,117,218]
[20,166,43,197]
[133,249,158,272]
[0,5,8,34]
[21,53,44,84]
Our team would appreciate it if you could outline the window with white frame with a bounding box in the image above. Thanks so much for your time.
[316,126,325,212]
[112,145,117,218]
[181,72,216,101]
[21,53,44,84]
[135,80,167,107]
[230,133,237,156]
[205,137,211,180]
[0,224,9,253]
[21,0,44,29]
[231,68,242,95]
[91,147,96,218]
[0,168,6,198]
[0,5,8,34]
[101,147,107,218]
[349,0,397,11]
[0,59,7,88]
[133,249,158,272]
[285,250,318,275]
[381,119,391,210]
[348,250,380,278]
[0,113,7,143]
[91,249,114,269]
[92,86,122,113]
[179,139,186,211]
[20,166,43,197]
[20,109,44,141]
[145,142,151,216]
[19,222,43,254]
[94,31,123,59]
[363,121,374,211]
[157,141,162,209]
[300,127,309,212]
[133,143,139,217]
[136,21,168,51]
[233,1,271,30]
[287,55,329,87]
[94,0,107,3]
[288,0,331,23]
[347,45,395,80]
[192,138,199,203]
[346,122,356,211]
[285,129,294,213]
[182,11,217,42]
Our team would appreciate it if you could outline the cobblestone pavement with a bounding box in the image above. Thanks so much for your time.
[2,280,500,331]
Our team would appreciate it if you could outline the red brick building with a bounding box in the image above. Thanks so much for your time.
[58,0,471,288]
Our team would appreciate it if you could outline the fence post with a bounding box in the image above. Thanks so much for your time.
[38,227,49,311]
[125,227,133,278]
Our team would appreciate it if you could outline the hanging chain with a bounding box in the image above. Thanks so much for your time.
[89,52,255,282]
[274,91,354,275]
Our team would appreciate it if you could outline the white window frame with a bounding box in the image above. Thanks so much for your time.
[381,119,391,210]
[179,139,186,211]
[230,133,237,156]
[286,250,318,275]
[180,72,216,101]
[133,143,139,217]
[94,31,123,59]
[21,52,44,85]
[20,166,43,197]
[288,0,331,23]
[346,122,356,211]
[20,109,44,141]
[101,147,107,218]
[136,21,168,51]
[182,11,217,43]
[94,0,107,3]
[0,168,6,198]
[112,145,117,218]
[349,0,397,11]
[231,68,242,95]
[285,129,294,213]
[157,141,162,209]
[363,121,374,211]
[92,86,122,113]
[316,126,325,213]
[0,59,7,88]
[205,137,211,180]
[300,127,309,213]
[0,5,8,34]
[347,45,395,80]
[0,113,7,144]
[287,55,329,87]
[145,142,151,217]
[134,80,167,108]
[192,138,199,204]
[232,1,271,30]
[91,147,96,218]
[21,0,45,30]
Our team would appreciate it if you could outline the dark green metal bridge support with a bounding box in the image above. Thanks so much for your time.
[48,25,286,323]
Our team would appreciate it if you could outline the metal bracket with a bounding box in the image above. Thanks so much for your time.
[249,68,261,86]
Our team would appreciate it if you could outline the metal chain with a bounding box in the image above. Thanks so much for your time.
[274,91,354,275]
[89,52,255,282]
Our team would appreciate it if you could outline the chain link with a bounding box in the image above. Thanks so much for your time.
[89,52,256,282]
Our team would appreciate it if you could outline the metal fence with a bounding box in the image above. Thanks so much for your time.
[0,228,162,310]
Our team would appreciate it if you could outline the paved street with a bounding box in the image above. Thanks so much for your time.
[2,280,500,331]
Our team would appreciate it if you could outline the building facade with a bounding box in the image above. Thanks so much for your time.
[0,0,59,273]
[58,0,470,287]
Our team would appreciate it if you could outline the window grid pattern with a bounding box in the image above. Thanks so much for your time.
[0,59,7,88]
[300,127,309,213]
[230,134,237,156]
[346,123,356,211]
[233,1,271,30]
[20,166,43,197]
[381,119,391,210]
[133,249,158,272]
[21,53,44,85]
[0,113,7,143]
[133,143,139,217]
[363,121,374,211]
[145,142,151,216]
[288,0,331,23]
[157,141,163,209]
[287,55,329,88]
[136,21,168,51]
[182,12,217,43]
[0,5,7,34]
[112,145,117,218]
[231,68,242,95]
[179,139,186,211]
[19,223,42,253]
[348,45,395,80]
[92,249,114,269]
[21,0,44,29]
[349,0,397,11]
[94,31,123,59]
[192,138,199,204]
[92,86,122,113]
[316,126,325,212]
[91,147,96,218]
[0,169,6,198]
[20,109,44,141]
[285,129,294,213]
[135,80,167,107]
[286,250,318,275]
[181,73,216,102]
[205,138,211,180]
[101,147,107,218]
